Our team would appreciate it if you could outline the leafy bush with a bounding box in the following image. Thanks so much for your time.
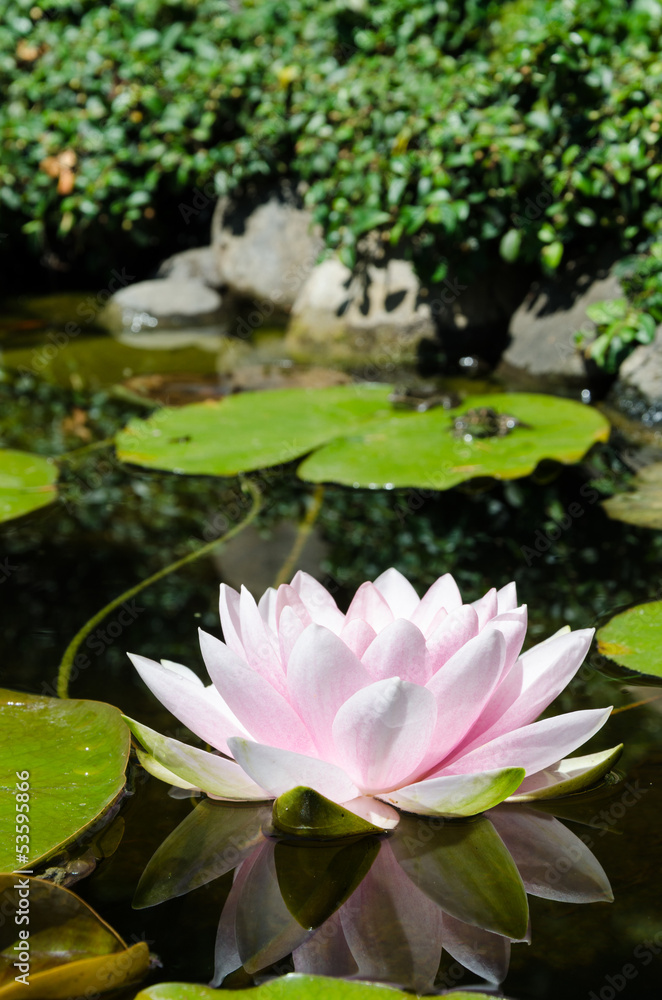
[2,0,662,279]
[576,239,662,371]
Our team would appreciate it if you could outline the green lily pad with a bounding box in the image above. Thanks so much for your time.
[274,837,380,929]
[391,814,529,940]
[0,875,149,999]
[134,973,502,998]
[596,600,662,679]
[299,393,610,489]
[0,449,58,523]
[273,787,384,840]
[115,384,393,475]
[602,462,662,529]
[0,689,130,872]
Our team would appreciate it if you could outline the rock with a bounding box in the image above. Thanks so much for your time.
[101,278,225,333]
[499,258,624,381]
[608,324,662,426]
[211,183,324,312]
[156,246,223,288]
[285,257,435,365]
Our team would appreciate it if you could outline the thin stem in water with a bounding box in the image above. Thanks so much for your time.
[57,477,262,699]
[272,484,325,588]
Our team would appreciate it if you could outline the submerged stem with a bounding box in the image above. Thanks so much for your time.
[56,477,262,699]
[272,484,325,588]
[55,437,116,464]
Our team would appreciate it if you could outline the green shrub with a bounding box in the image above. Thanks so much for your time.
[1,0,662,279]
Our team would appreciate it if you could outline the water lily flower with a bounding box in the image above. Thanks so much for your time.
[124,570,619,830]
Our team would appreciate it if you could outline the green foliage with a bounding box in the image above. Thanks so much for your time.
[576,239,662,371]
[2,0,662,275]
[0,448,58,523]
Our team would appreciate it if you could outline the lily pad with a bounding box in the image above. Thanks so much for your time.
[0,875,149,999]
[134,974,500,999]
[0,689,130,872]
[299,393,610,489]
[115,384,393,475]
[273,787,384,840]
[0,449,57,523]
[596,601,662,679]
[602,462,662,529]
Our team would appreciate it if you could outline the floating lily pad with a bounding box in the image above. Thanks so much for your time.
[0,689,130,872]
[0,875,149,998]
[596,601,662,679]
[299,393,611,489]
[134,973,501,999]
[602,462,662,529]
[273,787,384,840]
[115,384,393,475]
[0,449,57,523]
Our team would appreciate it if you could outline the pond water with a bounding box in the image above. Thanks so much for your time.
[1,295,661,999]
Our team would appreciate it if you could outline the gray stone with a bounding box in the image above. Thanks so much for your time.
[156,246,223,288]
[101,278,224,333]
[609,324,662,425]
[211,185,324,312]
[285,257,435,364]
[500,262,624,380]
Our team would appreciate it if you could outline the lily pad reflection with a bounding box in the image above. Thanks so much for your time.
[134,796,612,993]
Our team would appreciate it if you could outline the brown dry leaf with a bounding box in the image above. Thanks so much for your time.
[62,407,92,441]
[57,168,75,195]
[16,39,40,61]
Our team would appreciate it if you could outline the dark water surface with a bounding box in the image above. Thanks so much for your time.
[1,296,661,998]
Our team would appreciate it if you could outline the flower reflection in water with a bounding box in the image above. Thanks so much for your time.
[134,797,612,992]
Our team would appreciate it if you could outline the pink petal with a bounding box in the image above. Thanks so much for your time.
[211,855,253,985]
[128,653,248,755]
[331,678,437,792]
[489,607,528,668]
[257,586,278,631]
[227,737,360,802]
[290,570,345,631]
[361,618,428,684]
[381,767,525,817]
[219,584,244,657]
[277,605,308,667]
[472,587,498,629]
[489,808,613,903]
[293,912,358,978]
[346,581,394,632]
[286,624,371,756]
[419,629,506,769]
[442,913,511,984]
[199,630,317,755]
[425,605,479,676]
[275,583,313,630]
[496,581,518,613]
[372,568,420,618]
[456,628,595,753]
[339,618,377,658]
[339,842,443,993]
[238,586,286,695]
[444,707,612,777]
[410,573,462,633]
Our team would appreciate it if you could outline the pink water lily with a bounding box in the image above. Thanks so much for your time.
[125,569,618,830]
